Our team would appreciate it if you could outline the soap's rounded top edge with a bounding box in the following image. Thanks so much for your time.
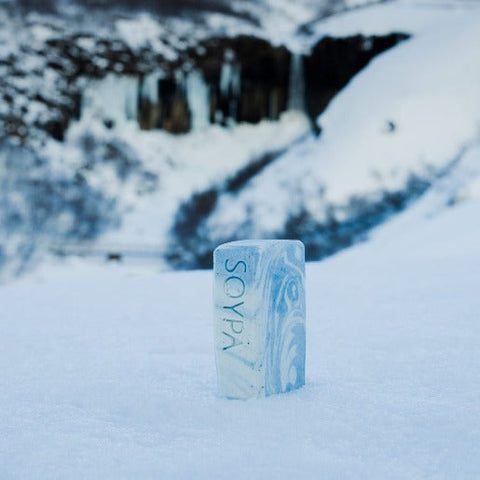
[214,239,305,250]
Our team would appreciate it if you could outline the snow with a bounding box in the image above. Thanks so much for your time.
[85,110,311,246]
[229,0,378,51]
[81,74,139,126]
[219,54,241,99]
[204,2,480,238]
[115,14,178,61]
[1,169,480,479]
[29,24,56,43]
[309,1,480,41]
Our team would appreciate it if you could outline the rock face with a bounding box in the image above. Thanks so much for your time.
[304,33,409,126]
[136,36,291,133]
[81,33,409,134]
[0,1,408,144]
[194,36,291,125]
[0,32,169,144]
[135,34,409,134]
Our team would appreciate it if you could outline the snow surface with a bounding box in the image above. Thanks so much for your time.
[1,167,480,479]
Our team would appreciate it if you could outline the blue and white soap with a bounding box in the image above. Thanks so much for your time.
[213,240,306,399]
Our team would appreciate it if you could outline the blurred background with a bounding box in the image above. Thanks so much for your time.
[1,0,479,279]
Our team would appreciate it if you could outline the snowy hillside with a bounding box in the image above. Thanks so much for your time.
[1,0,479,275]
[1,155,479,479]
[168,1,480,266]
[0,0,402,276]
[2,0,477,275]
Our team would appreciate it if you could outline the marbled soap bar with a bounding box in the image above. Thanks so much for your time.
[213,240,306,399]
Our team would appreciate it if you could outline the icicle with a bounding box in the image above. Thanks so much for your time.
[175,69,186,94]
[220,62,241,98]
[269,90,279,119]
[220,62,233,98]
[125,76,139,121]
[231,65,241,98]
[288,52,305,112]
[186,69,210,131]
[140,71,165,104]
[219,49,241,123]
[81,73,140,127]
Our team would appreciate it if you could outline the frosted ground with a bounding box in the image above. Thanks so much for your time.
[1,149,479,479]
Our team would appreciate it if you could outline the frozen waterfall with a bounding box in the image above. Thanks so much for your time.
[140,71,165,104]
[186,70,210,131]
[81,74,139,126]
[288,53,305,112]
[219,49,241,123]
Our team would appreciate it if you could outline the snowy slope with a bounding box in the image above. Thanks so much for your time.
[90,112,311,247]
[203,2,480,244]
[1,158,480,479]
[2,0,479,275]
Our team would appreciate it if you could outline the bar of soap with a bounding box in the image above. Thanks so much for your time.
[213,240,306,399]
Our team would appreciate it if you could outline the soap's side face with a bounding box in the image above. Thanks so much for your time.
[214,240,306,399]
[262,242,306,396]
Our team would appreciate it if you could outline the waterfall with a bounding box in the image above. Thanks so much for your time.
[186,69,210,131]
[81,73,139,126]
[288,52,305,112]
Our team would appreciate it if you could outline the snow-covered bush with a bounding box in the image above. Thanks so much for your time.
[0,140,119,278]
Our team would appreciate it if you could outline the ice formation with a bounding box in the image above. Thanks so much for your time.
[288,52,306,112]
[186,70,210,131]
[81,74,139,126]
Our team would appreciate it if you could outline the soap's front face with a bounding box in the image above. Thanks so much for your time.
[213,245,263,399]
[214,240,306,399]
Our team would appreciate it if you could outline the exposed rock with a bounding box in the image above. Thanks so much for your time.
[304,33,409,122]
[0,1,409,143]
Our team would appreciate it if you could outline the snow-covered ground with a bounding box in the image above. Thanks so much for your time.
[1,148,480,478]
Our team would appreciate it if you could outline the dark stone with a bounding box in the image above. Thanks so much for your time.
[304,33,409,123]
[1,21,408,145]
[136,33,408,134]
[45,119,65,141]
[188,36,290,125]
